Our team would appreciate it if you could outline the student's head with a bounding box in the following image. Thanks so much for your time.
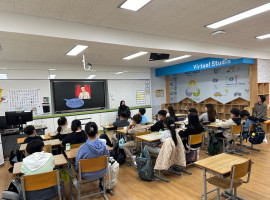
[57,117,68,134]
[167,106,176,117]
[240,110,250,120]
[24,125,36,136]
[120,113,128,120]
[230,108,240,118]
[120,100,126,107]
[163,117,177,146]
[205,104,216,122]
[158,110,167,120]
[132,114,142,125]
[188,112,201,128]
[188,108,198,114]
[85,122,98,138]
[71,119,82,132]
[26,139,44,155]
[139,108,146,116]
[258,95,266,103]
[81,87,86,92]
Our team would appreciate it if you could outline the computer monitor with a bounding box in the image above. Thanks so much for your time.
[5,111,33,129]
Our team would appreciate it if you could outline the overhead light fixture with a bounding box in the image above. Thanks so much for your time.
[120,0,151,11]
[0,74,7,79]
[115,72,124,75]
[164,55,191,63]
[123,51,148,60]
[211,30,226,36]
[256,33,270,39]
[87,75,96,79]
[206,2,270,29]
[48,75,56,79]
[66,45,88,56]
[49,69,56,71]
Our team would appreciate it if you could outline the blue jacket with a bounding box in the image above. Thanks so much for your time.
[243,119,255,132]
[76,139,109,181]
[141,115,148,124]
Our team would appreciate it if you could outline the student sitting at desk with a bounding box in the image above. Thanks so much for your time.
[62,119,87,147]
[138,108,148,124]
[183,108,198,125]
[23,125,43,144]
[166,106,178,122]
[49,116,71,141]
[240,110,255,139]
[76,122,109,181]
[179,112,204,150]
[109,113,130,128]
[145,117,176,154]
[20,139,57,200]
[149,110,166,132]
[123,114,147,166]
[199,103,217,122]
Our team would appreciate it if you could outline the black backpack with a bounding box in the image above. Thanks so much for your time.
[207,133,222,156]
[110,144,126,165]
[249,123,265,145]
[99,133,113,147]
[136,147,154,181]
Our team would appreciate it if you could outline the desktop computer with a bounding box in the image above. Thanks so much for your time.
[5,111,33,130]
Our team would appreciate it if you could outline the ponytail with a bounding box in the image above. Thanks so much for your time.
[164,117,178,146]
[57,116,67,134]
[57,126,62,134]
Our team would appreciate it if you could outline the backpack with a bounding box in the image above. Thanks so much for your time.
[99,133,113,147]
[136,147,154,181]
[249,123,265,145]
[207,133,222,156]
[118,138,125,149]
[110,144,126,165]
[104,157,119,190]
[1,180,21,200]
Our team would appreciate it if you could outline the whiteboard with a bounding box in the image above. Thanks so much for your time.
[107,79,151,109]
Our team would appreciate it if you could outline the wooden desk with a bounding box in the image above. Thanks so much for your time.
[175,121,185,126]
[194,153,249,200]
[203,122,221,147]
[136,132,161,142]
[13,154,68,175]
[203,122,220,128]
[116,128,128,135]
[175,113,187,118]
[102,125,115,130]
[17,134,52,144]
[19,139,61,152]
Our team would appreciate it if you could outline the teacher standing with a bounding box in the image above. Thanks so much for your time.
[118,100,131,118]
[253,95,268,122]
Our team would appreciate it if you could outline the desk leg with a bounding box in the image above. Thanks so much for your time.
[203,169,207,200]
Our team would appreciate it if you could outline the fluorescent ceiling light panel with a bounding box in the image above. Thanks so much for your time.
[49,69,56,71]
[66,45,88,56]
[87,75,96,79]
[123,51,148,60]
[164,55,191,63]
[0,74,7,79]
[48,75,56,79]
[256,33,270,39]
[207,3,270,29]
[115,72,124,75]
[120,0,151,11]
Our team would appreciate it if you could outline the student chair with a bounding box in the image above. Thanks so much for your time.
[135,130,151,151]
[205,159,252,200]
[21,170,62,200]
[70,143,84,149]
[242,123,260,152]
[73,155,109,200]
[219,125,243,156]
[176,133,203,175]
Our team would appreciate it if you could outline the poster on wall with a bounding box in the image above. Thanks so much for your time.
[155,89,164,97]
[145,80,150,95]
[136,90,146,104]
[170,74,177,103]
[176,64,250,103]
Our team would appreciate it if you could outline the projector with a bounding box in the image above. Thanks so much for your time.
[149,53,170,61]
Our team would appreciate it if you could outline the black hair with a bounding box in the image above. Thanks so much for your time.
[57,117,67,134]
[120,100,126,106]
[230,108,240,117]
[188,112,203,130]
[120,113,128,119]
[139,108,146,115]
[26,139,44,154]
[259,95,266,103]
[158,110,167,118]
[85,122,98,138]
[167,106,178,121]
[205,104,217,122]
[240,110,250,118]
[24,125,35,135]
[189,108,198,114]
[71,119,81,132]
[133,114,142,124]
[164,117,177,146]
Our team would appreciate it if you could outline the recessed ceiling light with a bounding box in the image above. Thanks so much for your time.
[66,45,88,56]
[206,2,270,29]
[256,33,270,39]
[0,74,7,79]
[123,51,148,60]
[164,55,191,63]
[87,75,96,79]
[115,72,124,75]
[211,30,226,35]
[49,69,56,71]
[120,0,151,11]
[48,75,56,79]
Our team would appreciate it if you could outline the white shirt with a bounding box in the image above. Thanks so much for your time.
[161,129,172,143]
[79,91,90,99]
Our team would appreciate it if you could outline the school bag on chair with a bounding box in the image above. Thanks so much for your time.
[136,147,154,181]
[249,123,265,145]
[104,157,119,196]
[207,133,222,156]
[1,179,21,200]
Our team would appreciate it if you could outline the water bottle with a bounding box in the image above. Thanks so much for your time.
[66,143,71,151]
[158,129,163,135]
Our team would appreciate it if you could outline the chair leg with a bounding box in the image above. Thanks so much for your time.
[234,188,237,200]
[223,141,226,153]
[77,182,81,200]
[173,165,192,175]
[102,177,109,200]
[217,187,220,200]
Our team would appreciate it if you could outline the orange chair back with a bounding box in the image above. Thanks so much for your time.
[135,131,150,142]
[231,125,242,135]
[79,155,108,173]
[188,133,203,146]
[230,159,252,179]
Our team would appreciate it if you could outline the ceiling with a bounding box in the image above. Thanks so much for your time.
[0,0,269,67]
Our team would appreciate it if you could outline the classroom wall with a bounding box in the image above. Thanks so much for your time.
[258,59,270,94]
[150,68,166,115]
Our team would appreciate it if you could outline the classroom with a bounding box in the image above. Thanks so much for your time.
[0,1,270,200]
